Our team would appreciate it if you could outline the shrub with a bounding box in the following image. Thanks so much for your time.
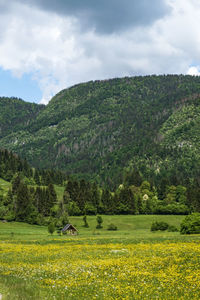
[0,205,8,219]
[48,222,55,235]
[56,227,63,236]
[151,221,169,231]
[35,214,45,226]
[168,225,179,232]
[85,202,97,215]
[107,223,117,231]
[55,219,63,229]
[96,215,103,229]
[154,204,189,215]
[180,213,200,234]
[4,211,16,222]
[61,212,69,226]
[96,225,102,229]
[66,201,81,216]
[83,215,89,228]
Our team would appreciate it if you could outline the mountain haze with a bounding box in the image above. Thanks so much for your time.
[1,75,200,186]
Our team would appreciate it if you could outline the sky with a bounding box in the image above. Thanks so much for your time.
[0,0,200,104]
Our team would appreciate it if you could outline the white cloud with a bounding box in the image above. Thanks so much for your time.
[0,0,200,103]
[187,66,200,76]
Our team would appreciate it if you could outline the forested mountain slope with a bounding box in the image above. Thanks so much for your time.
[0,97,45,138]
[0,75,200,187]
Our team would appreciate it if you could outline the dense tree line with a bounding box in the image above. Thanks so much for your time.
[0,149,67,223]
[0,149,33,181]
[0,149,67,185]
[0,174,58,223]
[62,176,190,216]
[0,171,199,225]
[1,149,200,225]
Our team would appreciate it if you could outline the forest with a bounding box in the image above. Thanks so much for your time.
[0,148,198,225]
[0,74,200,189]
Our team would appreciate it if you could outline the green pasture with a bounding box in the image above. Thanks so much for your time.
[54,185,65,202]
[0,215,200,300]
[0,214,195,243]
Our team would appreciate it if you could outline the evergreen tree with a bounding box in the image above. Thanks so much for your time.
[118,187,131,214]
[45,172,52,186]
[83,215,89,227]
[48,222,55,235]
[34,169,41,185]
[34,187,42,213]
[45,184,57,215]
[4,188,13,207]
[91,182,100,209]
[101,189,114,214]
[77,179,87,211]
[65,180,79,204]
[48,183,57,203]
[12,174,21,195]
[96,215,103,229]
[15,182,32,221]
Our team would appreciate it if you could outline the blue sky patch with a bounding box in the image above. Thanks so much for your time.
[0,68,42,103]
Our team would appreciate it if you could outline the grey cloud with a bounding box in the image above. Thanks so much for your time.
[0,0,12,14]
[16,0,170,33]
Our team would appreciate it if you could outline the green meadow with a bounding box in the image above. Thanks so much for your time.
[0,215,186,242]
[0,215,200,299]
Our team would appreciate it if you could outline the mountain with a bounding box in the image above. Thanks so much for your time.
[0,97,45,138]
[0,75,200,187]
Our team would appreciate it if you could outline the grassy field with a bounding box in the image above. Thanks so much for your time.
[54,185,65,202]
[0,179,11,198]
[0,215,200,299]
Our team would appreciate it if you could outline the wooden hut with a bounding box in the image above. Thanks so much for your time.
[61,224,78,235]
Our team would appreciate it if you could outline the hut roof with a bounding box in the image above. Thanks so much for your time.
[62,224,78,232]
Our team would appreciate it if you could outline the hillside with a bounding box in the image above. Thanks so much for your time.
[0,97,45,138]
[0,75,200,186]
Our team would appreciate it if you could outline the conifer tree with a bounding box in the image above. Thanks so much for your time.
[34,169,41,185]
[96,215,103,229]
[48,222,55,235]
[91,182,100,208]
[83,215,89,227]
[15,182,31,221]
[45,184,57,215]
[4,188,13,206]
[12,174,21,195]
[101,189,114,214]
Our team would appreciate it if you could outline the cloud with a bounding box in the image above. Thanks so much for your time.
[0,2,79,103]
[187,66,200,76]
[0,0,200,104]
[16,0,170,34]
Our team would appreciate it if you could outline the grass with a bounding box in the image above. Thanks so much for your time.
[0,215,200,299]
[0,215,186,242]
[54,185,65,202]
[0,179,11,197]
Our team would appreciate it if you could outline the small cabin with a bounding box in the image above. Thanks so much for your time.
[61,224,78,235]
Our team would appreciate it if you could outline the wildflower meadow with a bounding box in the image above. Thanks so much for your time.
[0,215,200,299]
